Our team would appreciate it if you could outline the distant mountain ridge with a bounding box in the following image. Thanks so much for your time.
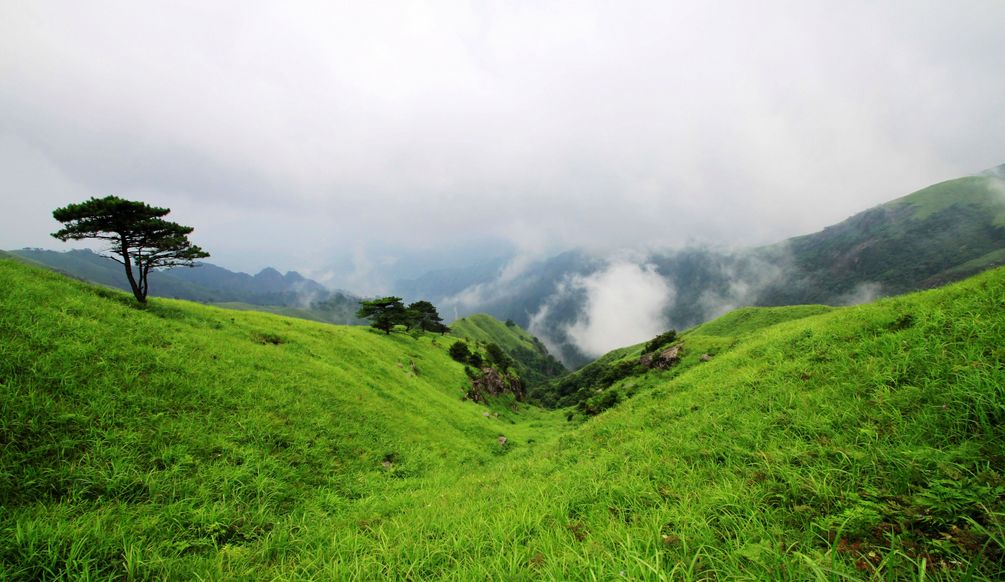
[412,165,1005,367]
[9,248,366,325]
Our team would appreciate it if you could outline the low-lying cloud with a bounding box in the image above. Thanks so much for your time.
[544,260,673,358]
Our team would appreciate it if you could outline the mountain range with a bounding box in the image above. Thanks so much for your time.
[406,164,1005,366]
[9,248,367,325]
[12,165,1005,370]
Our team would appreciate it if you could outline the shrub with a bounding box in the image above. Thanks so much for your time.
[485,343,513,370]
[449,341,471,363]
[644,329,678,353]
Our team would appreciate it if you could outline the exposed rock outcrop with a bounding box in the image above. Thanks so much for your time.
[641,344,683,370]
[466,367,526,403]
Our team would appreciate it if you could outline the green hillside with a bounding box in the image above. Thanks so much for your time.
[450,313,566,386]
[532,304,835,409]
[758,171,1005,306]
[3,257,1004,579]
[888,175,1005,226]
[7,248,367,326]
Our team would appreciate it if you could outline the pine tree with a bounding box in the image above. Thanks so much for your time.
[52,196,209,303]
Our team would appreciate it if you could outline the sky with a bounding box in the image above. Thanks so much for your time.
[2,0,1004,293]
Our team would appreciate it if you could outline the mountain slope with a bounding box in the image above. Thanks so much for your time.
[756,172,1005,304]
[429,166,1005,367]
[3,257,1003,579]
[449,313,566,387]
[327,267,1005,579]
[533,304,835,408]
[0,257,563,579]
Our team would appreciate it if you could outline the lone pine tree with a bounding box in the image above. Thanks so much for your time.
[52,196,209,303]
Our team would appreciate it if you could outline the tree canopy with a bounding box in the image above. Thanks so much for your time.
[355,297,407,334]
[406,300,450,334]
[52,196,209,303]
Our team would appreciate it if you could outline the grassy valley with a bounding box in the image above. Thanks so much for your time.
[3,255,1004,579]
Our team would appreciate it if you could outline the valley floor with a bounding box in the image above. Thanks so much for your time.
[2,257,1004,580]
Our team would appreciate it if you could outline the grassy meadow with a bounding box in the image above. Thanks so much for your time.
[2,256,1004,579]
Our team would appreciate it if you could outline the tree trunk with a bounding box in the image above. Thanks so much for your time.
[120,240,145,303]
[138,264,151,302]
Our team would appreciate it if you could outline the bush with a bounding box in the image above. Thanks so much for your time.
[468,351,483,368]
[485,343,513,370]
[579,389,620,415]
[644,329,678,353]
[449,341,471,363]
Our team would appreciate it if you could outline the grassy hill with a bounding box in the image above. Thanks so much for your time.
[0,257,563,579]
[450,313,566,387]
[757,172,1005,305]
[2,257,1004,579]
[8,248,367,326]
[533,304,836,409]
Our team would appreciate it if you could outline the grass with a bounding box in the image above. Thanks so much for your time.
[450,313,566,387]
[887,175,1005,227]
[2,257,1004,579]
[211,301,349,325]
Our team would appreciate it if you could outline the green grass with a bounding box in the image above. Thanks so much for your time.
[450,313,566,387]
[211,301,352,325]
[888,175,1005,227]
[2,257,1004,579]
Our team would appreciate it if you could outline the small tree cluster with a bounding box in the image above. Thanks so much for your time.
[484,343,513,371]
[405,300,450,334]
[449,340,484,367]
[644,329,678,354]
[356,297,449,335]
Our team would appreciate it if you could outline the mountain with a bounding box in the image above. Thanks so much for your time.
[7,248,367,325]
[3,254,1003,579]
[393,256,510,308]
[423,166,1005,367]
[449,313,566,387]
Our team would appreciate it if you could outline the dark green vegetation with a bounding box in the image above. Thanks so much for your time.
[2,257,1004,579]
[450,313,566,387]
[756,173,1005,304]
[51,196,209,303]
[355,296,409,334]
[355,297,450,335]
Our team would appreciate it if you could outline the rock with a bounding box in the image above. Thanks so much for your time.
[643,344,683,370]
[700,353,712,362]
[382,460,392,470]
[483,411,491,417]
[497,436,507,447]
[466,366,527,403]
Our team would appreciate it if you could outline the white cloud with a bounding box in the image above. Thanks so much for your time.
[562,261,673,357]
[2,1,1003,281]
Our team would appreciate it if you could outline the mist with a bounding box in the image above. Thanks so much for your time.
[2,1,1005,281]
[551,261,673,358]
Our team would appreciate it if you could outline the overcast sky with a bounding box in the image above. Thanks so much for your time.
[2,1,1003,291]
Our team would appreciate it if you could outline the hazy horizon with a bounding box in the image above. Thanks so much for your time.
[3,1,1004,294]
